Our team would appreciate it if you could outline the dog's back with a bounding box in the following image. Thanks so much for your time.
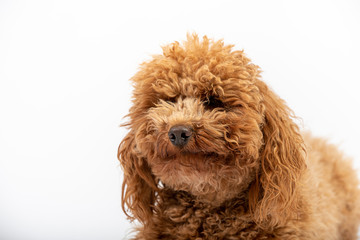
[301,133,360,239]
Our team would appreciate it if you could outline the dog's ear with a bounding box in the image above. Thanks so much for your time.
[249,82,306,227]
[118,131,158,225]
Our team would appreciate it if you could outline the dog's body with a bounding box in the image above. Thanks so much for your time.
[131,134,360,239]
[118,35,360,239]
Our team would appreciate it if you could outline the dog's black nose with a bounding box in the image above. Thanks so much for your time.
[168,125,192,147]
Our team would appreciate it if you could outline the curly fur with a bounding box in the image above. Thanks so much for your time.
[118,34,360,239]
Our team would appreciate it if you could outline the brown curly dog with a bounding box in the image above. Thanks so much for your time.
[118,34,360,239]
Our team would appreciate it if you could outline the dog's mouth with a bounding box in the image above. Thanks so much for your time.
[159,149,234,167]
[169,151,220,160]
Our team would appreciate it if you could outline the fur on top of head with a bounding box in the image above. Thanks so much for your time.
[118,34,306,228]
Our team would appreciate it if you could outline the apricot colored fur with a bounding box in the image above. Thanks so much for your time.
[118,34,360,239]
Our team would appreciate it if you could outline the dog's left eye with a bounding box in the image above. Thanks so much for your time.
[167,97,177,103]
[204,96,225,109]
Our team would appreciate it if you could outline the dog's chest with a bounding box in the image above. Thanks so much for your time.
[142,198,273,240]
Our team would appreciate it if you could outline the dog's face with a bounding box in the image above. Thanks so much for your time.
[129,38,265,204]
[144,79,264,204]
[119,35,305,225]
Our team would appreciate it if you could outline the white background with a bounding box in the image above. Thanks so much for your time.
[0,0,359,239]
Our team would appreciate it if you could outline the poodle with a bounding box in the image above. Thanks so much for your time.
[118,34,360,239]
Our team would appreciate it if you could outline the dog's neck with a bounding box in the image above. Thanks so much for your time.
[159,184,252,211]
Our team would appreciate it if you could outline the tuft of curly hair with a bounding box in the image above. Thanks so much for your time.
[118,34,360,239]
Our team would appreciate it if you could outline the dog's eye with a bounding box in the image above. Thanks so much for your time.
[204,96,225,109]
[232,103,243,108]
[167,97,177,103]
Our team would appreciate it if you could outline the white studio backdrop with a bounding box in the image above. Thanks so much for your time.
[0,0,359,239]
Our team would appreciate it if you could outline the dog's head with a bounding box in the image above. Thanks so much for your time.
[118,35,306,227]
